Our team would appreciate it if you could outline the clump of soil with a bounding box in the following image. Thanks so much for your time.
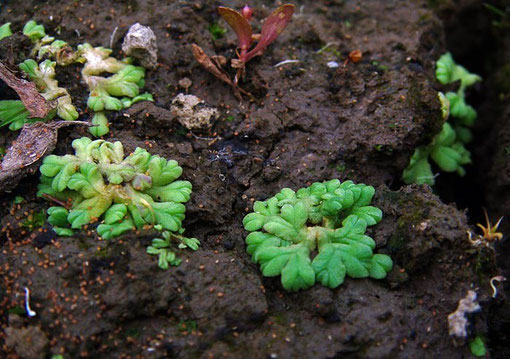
[0,0,507,358]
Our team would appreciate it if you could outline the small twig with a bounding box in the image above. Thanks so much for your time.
[191,44,255,102]
[490,276,506,298]
[41,193,71,209]
[316,42,340,54]
[274,59,300,67]
[190,132,218,141]
[24,287,36,317]
[0,62,52,119]
[109,26,118,49]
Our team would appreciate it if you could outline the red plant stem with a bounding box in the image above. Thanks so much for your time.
[41,193,72,209]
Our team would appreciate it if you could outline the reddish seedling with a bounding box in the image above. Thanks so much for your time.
[192,4,294,99]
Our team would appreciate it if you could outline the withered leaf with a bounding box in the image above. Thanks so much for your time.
[0,61,52,119]
[191,44,252,101]
[191,44,234,87]
[0,121,89,193]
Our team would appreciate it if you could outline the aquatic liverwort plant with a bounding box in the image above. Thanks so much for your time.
[77,43,153,136]
[0,59,78,129]
[23,20,69,61]
[0,20,153,136]
[37,137,197,266]
[243,179,392,291]
[19,59,78,121]
[403,53,481,185]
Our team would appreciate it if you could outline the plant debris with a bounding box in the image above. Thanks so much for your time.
[0,61,52,118]
[0,121,88,193]
[191,43,243,100]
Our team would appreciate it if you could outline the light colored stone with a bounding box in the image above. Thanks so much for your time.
[447,290,480,341]
[122,23,158,69]
[171,94,218,130]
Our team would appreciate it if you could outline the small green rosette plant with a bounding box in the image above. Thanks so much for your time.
[243,179,392,291]
[38,137,198,266]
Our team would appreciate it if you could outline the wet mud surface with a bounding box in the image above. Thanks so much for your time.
[0,0,508,358]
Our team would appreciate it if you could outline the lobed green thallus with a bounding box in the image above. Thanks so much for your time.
[0,20,153,136]
[403,53,481,185]
[77,43,153,137]
[0,58,77,129]
[0,22,12,40]
[243,180,392,291]
[38,137,198,267]
[20,59,79,121]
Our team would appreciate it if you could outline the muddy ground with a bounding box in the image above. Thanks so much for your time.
[0,0,508,358]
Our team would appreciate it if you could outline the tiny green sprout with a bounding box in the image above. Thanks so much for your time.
[14,196,25,204]
[0,146,5,160]
[469,335,487,357]
[0,23,12,40]
[208,23,227,40]
[336,164,346,172]
[38,137,197,266]
[7,306,25,316]
[22,210,46,231]
[23,20,46,41]
[243,179,392,291]
[147,230,200,269]
[178,320,198,333]
[20,21,71,61]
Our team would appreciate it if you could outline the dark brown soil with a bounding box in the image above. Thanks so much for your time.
[0,0,508,358]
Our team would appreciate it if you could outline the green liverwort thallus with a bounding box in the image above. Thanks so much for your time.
[38,137,198,267]
[243,179,392,291]
[403,53,481,185]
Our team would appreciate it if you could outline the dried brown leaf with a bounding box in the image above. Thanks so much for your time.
[191,44,233,86]
[0,61,52,119]
[191,44,244,100]
[0,121,89,193]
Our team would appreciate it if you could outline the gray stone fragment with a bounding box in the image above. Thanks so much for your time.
[122,23,158,69]
[447,290,481,344]
[170,93,218,130]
